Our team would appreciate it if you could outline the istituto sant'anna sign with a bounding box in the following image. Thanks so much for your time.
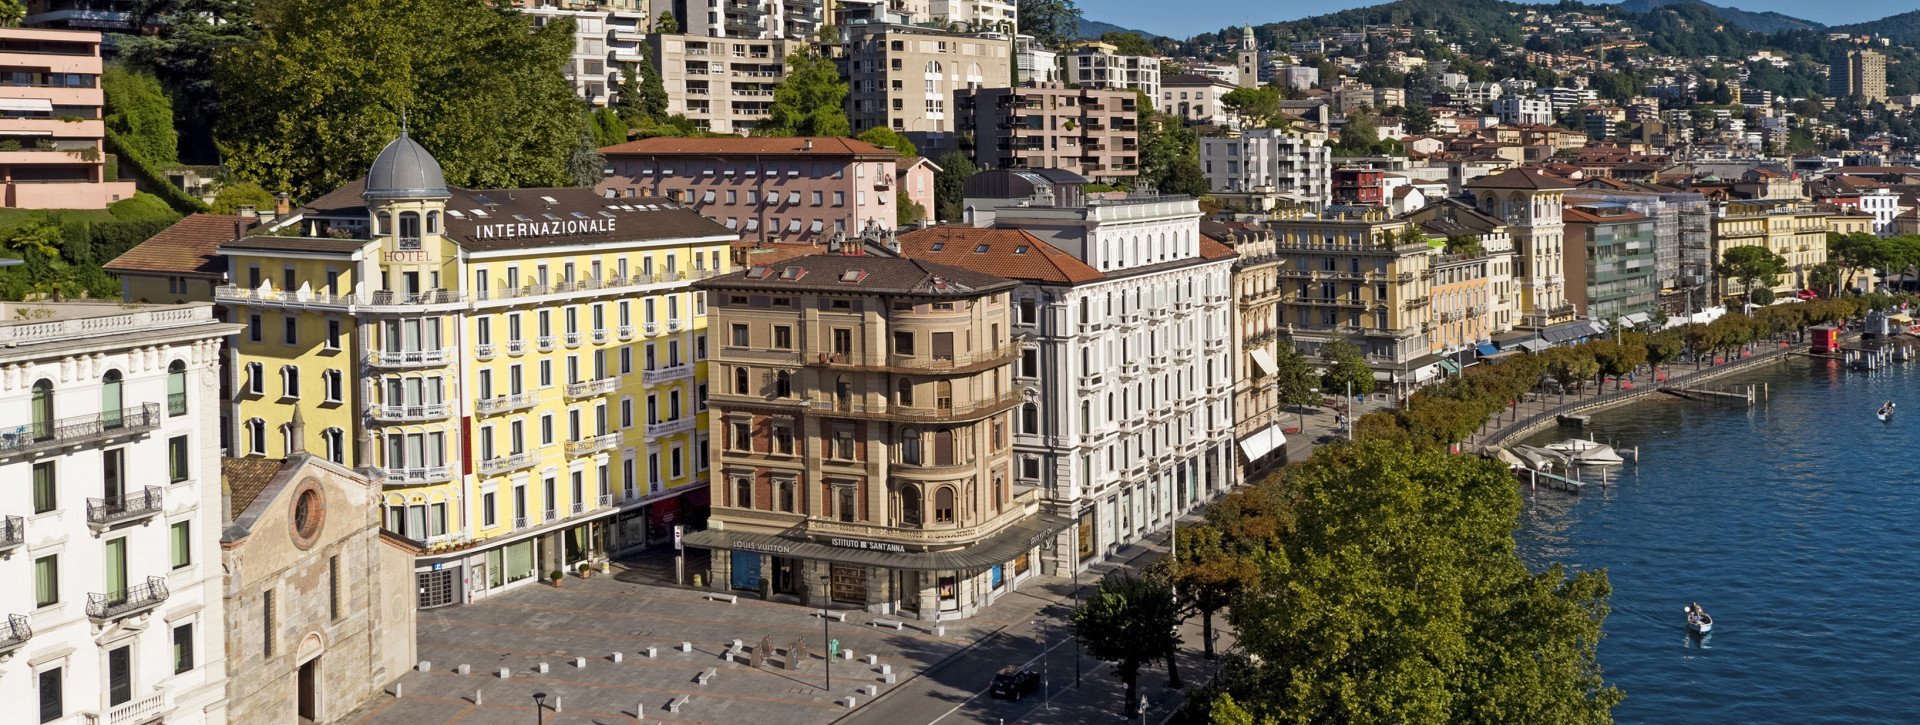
[475,217,618,240]
[829,537,907,553]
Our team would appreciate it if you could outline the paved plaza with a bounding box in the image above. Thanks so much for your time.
[345,525,1231,725]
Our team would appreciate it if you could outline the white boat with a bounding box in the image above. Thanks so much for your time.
[1879,410,1893,422]
[1687,606,1713,635]
[1543,438,1625,465]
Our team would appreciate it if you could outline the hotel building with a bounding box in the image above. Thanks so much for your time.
[1267,205,1437,389]
[216,133,735,608]
[0,301,235,725]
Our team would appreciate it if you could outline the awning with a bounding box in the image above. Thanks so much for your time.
[787,191,801,205]
[1622,312,1652,327]
[1237,424,1287,463]
[745,219,760,231]
[649,496,681,527]
[810,220,824,233]
[1249,348,1278,376]
[0,98,51,113]
[724,218,738,229]
[701,191,715,204]
[1477,343,1500,357]
[1439,359,1461,373]
[787,218,802,232]
[1892,314,1914,324]
[1519,339,1551,352]
[680,514,1072,572]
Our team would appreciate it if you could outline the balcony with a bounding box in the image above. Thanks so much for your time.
[367,289,463,306]
[87,487,163,531]
[644,321,660,335]
[564,331,583,348]
[618,324,636,340]
[87,576,168,622]
[565,377,619,399]
[371,466,454,486]
[537,335,556,351]
[642,363,694,384]
[364,348,451,368]
[807,390,1023,422]
[475,392,537,415]
[0,613,28,655]
[368,402,452,423]
[592,329,610,344]
[668,318,684,332]
[475,343,497,360]
[506,339,527,355]
[477,451,539,476]
[214,284,352,310]
[810,344,1021,373]
[646,417,697,439]
[0,403,160,459]
[0,515,19,554]
[84,691,169,725]
[566,433,621,456]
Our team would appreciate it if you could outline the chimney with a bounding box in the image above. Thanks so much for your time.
[237,204,256,218]
[804,139,814,151]
[234,221,247,241]
[274,192,291,217]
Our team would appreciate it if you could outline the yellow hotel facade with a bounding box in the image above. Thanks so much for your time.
[216,133,735,607]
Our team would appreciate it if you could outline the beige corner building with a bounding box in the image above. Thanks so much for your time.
[1268,206,1436,393]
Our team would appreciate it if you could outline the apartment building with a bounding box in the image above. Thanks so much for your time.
[1064,43,1161,100]
[645,33,801,134]
[1278,65,1318,91]
[1709,198,1829,299]
[929,0,1015,30]
[0,301,236,725]
[1014,35,1059,84]
[844,22,1012,154]
[952,172,1238,565]
[0,28,134,208]
[1204,220,1288,480]
[1466,168,1576,329]
[521,4,634,106]
[599,136,905,244]
[957,84,1138,181]
[1268,206,1436,388]
[1831,49,1887,103]
[216,132,736,608]
[1199,127,1334,211]
[687,246,1063,620]
[1563,203,1659,322]
[23,1,142,33]
[1404,197,1519,353]
[1159,73,1236,127]
[1492,95,1554,126]
[1332,167,1385,206]
[682,0,824,40]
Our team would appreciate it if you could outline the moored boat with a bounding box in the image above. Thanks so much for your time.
[1544,438,1624,465]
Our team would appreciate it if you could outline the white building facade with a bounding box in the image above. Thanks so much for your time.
[1065,45,1161,101]
[0,302,235,725]
[1199,128,1334,210]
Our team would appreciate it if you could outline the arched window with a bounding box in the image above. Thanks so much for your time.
[899,485,922,526]
[933,486,955,523]
[398,212,422,247]
[897,378,914,406]
[900,427,921,465]
[775,370,792,398]
[935,380,952,410]
[30,379,52,440]
[375,211,391,235]
[734,367,749,395]
[1020,402,1038,434]
[167,360,187,416]
[426,210,441,234]
[101,369,123,429]
[246,418,266,456]
[322,428,345,464]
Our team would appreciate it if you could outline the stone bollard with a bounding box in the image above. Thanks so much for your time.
[880,664,892,675]
[645,646,658,658]
[574,657,587,669]
[417,661,432,672]
[883,672,896,684]
[635,702,645,720]
[864,654,878,666]
[498,667,512,679]
[456,664,471,675]
[840,649,854,660]
[473,689,483,705]
[536,662,550,673]
[392,683,404,699]
[840,696,857,708]
[860,685,877,697]
[553,696,562,713]
[933,625,946,637]
[680,641,694,653]
[611,652,623,663]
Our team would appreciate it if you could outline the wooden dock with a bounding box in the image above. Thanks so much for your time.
[1515,466,1591,493]
[1657,383,1760,404]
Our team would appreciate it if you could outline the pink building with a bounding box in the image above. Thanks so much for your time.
[897,156,939,223]
[598,137,906,244]
[0,27,135,208]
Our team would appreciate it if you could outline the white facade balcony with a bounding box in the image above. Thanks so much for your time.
[475,392,537,415]
[592,329,610,344]
[84,691,168,725]
[368,402,452,423]
[667,318,684,332]
[642,363,693,384]
[506,339,527,355]
[364,348,451,368]
[566,433,621,456]
[565,331,583,347]
[565,377,619,399]
[477,451,539,476]
[646,417,696,439]
[0,515,20,555]
[87,576,168,623]
[537,335,556,351]
[618,324,636,340]
[475,343,497,360]
[371,466,455,486]
[644,321,660,335]
[0,613,29,656]
[87,487,163,531]
[0,403,160,460]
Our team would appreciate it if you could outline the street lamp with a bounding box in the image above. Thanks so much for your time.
[532,692,547,725]
[820,574,832,692]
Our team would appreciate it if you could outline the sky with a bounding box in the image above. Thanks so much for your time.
[1088,0,1920,41]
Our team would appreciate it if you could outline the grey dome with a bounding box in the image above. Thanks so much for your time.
[363,131,449,200]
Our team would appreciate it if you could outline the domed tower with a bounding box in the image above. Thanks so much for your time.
[363,130,453,301]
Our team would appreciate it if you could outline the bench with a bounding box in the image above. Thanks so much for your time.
[812,610,849,622]
[667,696,688,713]
[696,668,717,685]
[869,618,904,630]
[705,593,739,604]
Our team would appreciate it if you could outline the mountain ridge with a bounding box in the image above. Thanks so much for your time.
[1613,0,1823,34]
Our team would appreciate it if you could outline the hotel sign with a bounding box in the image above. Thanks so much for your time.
[475,218,618,240]
[829,537,908,553]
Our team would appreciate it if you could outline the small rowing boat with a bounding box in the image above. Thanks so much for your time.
[1686,604,1713,635]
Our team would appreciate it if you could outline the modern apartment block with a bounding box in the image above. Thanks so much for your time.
[0,301,236,725]
[645,33,801,134]
[953,171,1239,567]
[1562,203,1659,322]
[1267,205,1437,389]
[23,1,142,33]
[1831,49,1887,103]
[1199,127,1334,211]
[521,3,643,106]
[598,136,906,243]
[929,0,1016,29]
[844,22,1012,154]
[0,28,134,208]
[688,246,1065,620]
[1014,35,1059,84]
[957,84,1138,180]
[1064,43,1161,100]
[683,0,824,40]
[216,132,736,608]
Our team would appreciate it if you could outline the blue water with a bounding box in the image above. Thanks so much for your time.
[1515,357,1920,724]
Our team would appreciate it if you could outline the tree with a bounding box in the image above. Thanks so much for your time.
[122,0,260,162]
[1218,439,1619,724]
[567,120,606,187]
[102,64,179,167]
[856,127,918,158]
[1100,31,1155,56]
[895,190,925,226]
[215,0,582,200]
[1017,0,1082,48]
[653,10,678,33]
[587,107,629,148]
[1337,108,1379,155]
[1317,339,1375,397]
[1270,343,1321,430]
[613,48,669,129]
[1071,572,1183,718]
[1220,86,1283,128]
[636,45,671,123]
[0,1,22,28]
[1402,395,1482,445]
[1168,525,1252,660]
[932,151,977,223]
[1717,245,1788,303]
[758,49,849,138]
[1402,104,1436,135]
[211,181,275,215]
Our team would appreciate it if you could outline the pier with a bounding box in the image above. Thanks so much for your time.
[1657,383,1762,404]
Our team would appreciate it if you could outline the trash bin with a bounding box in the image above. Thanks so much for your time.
[829,639,840,659]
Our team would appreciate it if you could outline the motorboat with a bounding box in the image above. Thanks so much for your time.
[1543,438,1624,465]
[1686,605,1713,635]
[1558,413,1592,427]
[1509,445,1566,471]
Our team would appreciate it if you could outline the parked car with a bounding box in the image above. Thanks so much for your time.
[990,666,1042,700]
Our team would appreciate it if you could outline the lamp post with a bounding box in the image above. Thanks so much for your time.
[532,692,547,725]
[820,574,832,692]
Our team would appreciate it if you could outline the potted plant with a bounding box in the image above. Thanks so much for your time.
[577,562,592,579]
[549,569,564,587]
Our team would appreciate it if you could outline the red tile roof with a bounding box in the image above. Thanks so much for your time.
[1464,167,1577,191]
[895,226,1105,284]
[600,136,901,158]
[1563,206,1649,224]
[1199,236,1239,260]
[104,214,257,278]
